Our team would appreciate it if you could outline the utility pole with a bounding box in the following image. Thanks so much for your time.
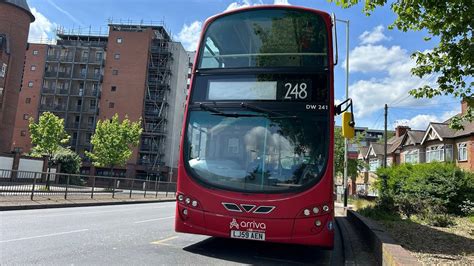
[384,104,388,168]
[336,18,350,207]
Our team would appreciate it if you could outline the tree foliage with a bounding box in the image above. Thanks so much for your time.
[334,127,363,178]
[330,0,473,129]
[53,147,82,174]
[86,114,142,170]
[29,112,70,159]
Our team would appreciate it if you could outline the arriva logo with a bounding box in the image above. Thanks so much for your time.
[229,218,266,230]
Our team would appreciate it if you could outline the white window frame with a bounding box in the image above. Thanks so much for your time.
[458,143,468,161]
[369,159,379,172]
[426,144,453,162]
[404,149,420,164]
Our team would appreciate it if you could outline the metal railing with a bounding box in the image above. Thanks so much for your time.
[0,169,176,201]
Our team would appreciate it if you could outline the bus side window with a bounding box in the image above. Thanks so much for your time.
[201,37,222,68]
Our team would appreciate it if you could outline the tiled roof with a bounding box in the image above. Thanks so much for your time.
[406,130,425,144]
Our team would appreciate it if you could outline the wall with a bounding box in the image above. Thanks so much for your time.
[99,27,153,164]
[454,136,474,172]
[164,42,188,180]
[11,44,47,153]
[0,3,33,152]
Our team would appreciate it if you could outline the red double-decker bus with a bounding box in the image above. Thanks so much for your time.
[176,5,352,248]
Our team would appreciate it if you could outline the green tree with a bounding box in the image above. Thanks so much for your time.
[330,0,473,129]
[334,127,364,191]
[29,112,70,188]
[86,114,142,176]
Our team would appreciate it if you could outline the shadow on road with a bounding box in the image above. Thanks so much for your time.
[183,237,332,265]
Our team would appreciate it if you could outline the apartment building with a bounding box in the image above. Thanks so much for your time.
[13,23,189,179]
[0,0,34,153]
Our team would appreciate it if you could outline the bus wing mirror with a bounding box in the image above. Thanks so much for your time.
[335,98,355,139]
[341,112,355,139]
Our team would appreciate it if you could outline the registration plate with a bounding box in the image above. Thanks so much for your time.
[230,230,265,241]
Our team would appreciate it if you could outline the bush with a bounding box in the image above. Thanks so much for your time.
[53,147,81,174]
[376,162,474,216]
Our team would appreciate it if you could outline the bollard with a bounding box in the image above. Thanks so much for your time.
[31,172,38,200]
[130,179,134,198]
[64,174,70,200]
[91,176,96,199]
[112,178,116,199]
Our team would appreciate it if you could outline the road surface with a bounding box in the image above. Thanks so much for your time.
[0,202,344,265]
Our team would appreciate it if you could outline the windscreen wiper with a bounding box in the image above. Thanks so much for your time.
[198,103,260,118]
[240,103,297,118]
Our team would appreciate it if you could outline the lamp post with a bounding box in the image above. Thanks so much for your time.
[336,18,350,208]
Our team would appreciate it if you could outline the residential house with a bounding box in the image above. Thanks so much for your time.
[399,130,426,164]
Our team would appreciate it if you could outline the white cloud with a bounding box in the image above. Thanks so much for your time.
[273,0,291,5]
[359,25,390,45]
[28,8,56,42]
[394,109,459,130]
[394,114,439,130]
[226,0,262,11]
[346,45,410,73]
[225,0,289,11]
[175,21,202,51]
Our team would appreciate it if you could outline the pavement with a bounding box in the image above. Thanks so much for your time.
[0,192,176,211]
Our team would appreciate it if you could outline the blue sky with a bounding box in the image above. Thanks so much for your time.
[26,0,462,130]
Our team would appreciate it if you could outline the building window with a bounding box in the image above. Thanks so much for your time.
[28,81,34,87]
[109,102,115,108]
[458,143,468,161]
[20,130,26,136]
[33,50,39,55]
[111,86,116,92]
[25,98,31,104]
[404,150,419,164]
[82,50,89,61]
[426,144,453,162]
[117,37,123,44]
[31,65,36,71]
[114,53,120,60]
[95,51,103,61]
[23,114,29,120]
[90,99,96,108]
[112,69,118,75]
[1,63,7,77]
[369,159,379,172]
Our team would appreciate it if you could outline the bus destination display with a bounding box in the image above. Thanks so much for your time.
[208,80,313,101]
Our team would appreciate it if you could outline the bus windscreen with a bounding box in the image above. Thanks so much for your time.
[198,9,328,69]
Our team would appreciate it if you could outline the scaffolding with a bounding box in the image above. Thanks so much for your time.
[139,28,173,174]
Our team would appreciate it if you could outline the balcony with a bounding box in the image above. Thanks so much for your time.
[69,105,83,112]
[59,56,74,62]
[46,55,59,61]
[40,104,66,112]
[41,87,55,94]
[57,89,69,95]
[67,122,80,129]
[87,74,102,81]
[44,71,57,78]
[58,72,71,78]
[83,107,97,114]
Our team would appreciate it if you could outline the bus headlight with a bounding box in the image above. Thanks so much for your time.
[185,198,191,204]
[178,194,184,201]
[183,208,188,216]
[303,209,311,216]
[313,207,319,214]
[192,200,198,207]
[323,205,329,212]
[315,220,322,227]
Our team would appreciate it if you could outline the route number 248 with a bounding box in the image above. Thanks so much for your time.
[284,83,308,100]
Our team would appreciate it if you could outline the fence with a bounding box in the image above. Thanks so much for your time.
[0,169,176,201]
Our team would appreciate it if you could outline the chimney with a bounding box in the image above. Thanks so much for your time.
[461,99,469,115]
[395,125,410,137]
